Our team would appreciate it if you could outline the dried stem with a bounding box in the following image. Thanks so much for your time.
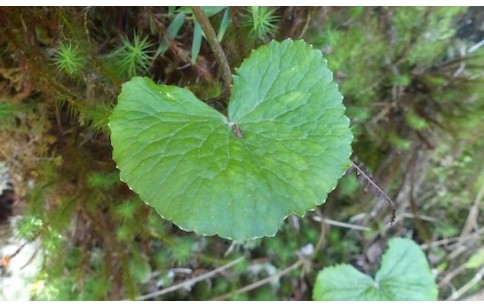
[312,215,371,231]
[459,177,484,241]
[350,160,397,223]
[134,257,244,301]
[210,259,304,301]
[191,7,233,97]
[446,266,484,301]
[420,227,484,250]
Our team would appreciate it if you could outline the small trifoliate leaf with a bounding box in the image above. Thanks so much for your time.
[109,39,352,240]
[313,238,438,301]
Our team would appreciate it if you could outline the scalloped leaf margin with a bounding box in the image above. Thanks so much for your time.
[109,39,352,240]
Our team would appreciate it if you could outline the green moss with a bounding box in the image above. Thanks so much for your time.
[405,109,429,130]
[87,171,119,190]
[170,237,197,265]
[53,41,85,76]
[107,32,154,79]
[393,7,466,67]
[243,7,280,42]
[1,6,482,301]
[14,215,43,241]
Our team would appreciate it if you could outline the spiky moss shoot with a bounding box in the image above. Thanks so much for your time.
[147,209,170,237]
[128,252,151,284]
[170,237,196,265]
[244,7,280,41]
[115,33,154,78]
[153,250,171,270]
[53,41,85,76]
[113,200,138,223]
[86,171,119,190]
[14,215,43,241]
[42,228,63,253]
[115,224,136,242]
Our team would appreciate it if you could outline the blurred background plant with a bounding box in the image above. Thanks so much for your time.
[0,6,482,300]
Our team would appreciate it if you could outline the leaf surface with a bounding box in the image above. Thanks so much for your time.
[313,238,438,301]
[110,39,352,240]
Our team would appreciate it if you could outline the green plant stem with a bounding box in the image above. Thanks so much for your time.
[191,6,232,97]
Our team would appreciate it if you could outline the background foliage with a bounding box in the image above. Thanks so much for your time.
[0,7,483,300]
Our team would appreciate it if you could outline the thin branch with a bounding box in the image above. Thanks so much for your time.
[191,7,233,97]
[134,257,244,301]
[409,148,431,241]
[401,212,437,222]
[438,263,467,289]
[312,215,371,231]
[420,227,484,250]
[210,259,304,301]
[459,177,484,241]
[309,209,328,260]
[297,8,312,39]
[446,266,484,301]
[350,160,396,223]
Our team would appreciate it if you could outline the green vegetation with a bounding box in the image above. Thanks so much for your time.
[53,41,85,76]
[0,7,482,301]
[113,33,154,78]
[109,40,352,240]
[244,7,280,41]
[313,238,438,300]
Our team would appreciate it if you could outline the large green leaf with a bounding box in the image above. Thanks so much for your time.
[109,39,352,240]
[313,238,438,301]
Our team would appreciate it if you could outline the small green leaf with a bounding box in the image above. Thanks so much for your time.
[405,109,429,130]
[202,6,227,17]
[156,13,186,58]
[191,22,202,64]
[217,8,231,42]
[375,238,438,300]
[466,248,484,269]
[313,238,438,301]
[167,13,186,39]
[167,6,176,15]
[313,264,379,300]
[178,6,225,17]
[110,39,352,240]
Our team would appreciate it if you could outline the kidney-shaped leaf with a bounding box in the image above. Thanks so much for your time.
[313,238,438,301]
[312,264,380,300]
[109,39,352,240]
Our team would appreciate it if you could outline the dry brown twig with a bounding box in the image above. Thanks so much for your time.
[446,266,484,301]
[134,257,244,301]
[420,227,484,250]
[459,177,484,243]
[210,259,304,301]
[211,210,328,301]
[349,160,397,223]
